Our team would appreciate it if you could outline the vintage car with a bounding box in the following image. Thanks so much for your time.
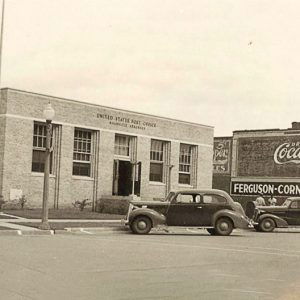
[125,189,252,236]
[251,197,300,232]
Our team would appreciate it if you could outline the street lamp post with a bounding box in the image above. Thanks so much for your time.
[40,103,55,230]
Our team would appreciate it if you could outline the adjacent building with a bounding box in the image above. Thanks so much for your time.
[213,122,300,205]
[0,88,214,209]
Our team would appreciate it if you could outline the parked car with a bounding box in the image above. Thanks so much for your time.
[252,197,300,232]
[125,189,252,236]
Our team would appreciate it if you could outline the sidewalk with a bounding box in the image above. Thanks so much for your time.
[0,212,127,235]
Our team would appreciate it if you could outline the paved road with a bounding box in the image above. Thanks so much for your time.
[0,228,300,300]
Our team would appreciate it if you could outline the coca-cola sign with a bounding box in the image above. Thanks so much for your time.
[237,136,300,177]
[274,142,300,164]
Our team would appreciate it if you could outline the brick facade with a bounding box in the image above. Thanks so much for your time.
[0,88,214,208]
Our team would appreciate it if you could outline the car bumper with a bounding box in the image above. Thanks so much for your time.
[235,216,253,229]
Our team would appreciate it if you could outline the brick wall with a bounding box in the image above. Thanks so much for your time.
[1,88,214,208]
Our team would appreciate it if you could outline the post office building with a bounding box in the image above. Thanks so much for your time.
[0,88,214,209]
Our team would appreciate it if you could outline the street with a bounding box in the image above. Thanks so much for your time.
[0,228,300,300]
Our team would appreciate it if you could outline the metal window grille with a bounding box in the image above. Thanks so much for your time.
[114,135,130,156]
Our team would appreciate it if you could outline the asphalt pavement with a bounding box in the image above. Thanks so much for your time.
[0,229,300,300]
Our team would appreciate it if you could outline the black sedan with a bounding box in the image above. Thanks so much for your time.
[251,197,300,232]
[125,189,252,236]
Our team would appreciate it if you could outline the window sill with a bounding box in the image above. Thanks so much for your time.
[149,181,165,186]
[178,184,193,188]
[72,176,94,181]
[31,172,56,178]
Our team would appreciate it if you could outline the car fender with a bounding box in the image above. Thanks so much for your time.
[212,209,249,229]
[257,213,288,228]
[129,208,166,228]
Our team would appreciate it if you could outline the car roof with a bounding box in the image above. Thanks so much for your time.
[173,189,231,196]
[286,197,300,201]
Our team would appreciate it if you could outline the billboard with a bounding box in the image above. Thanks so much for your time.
[237,136,300,177]
[213,138,231,174]
[231,181,300,197]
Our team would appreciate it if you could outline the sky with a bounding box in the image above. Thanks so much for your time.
[1,0,300,136]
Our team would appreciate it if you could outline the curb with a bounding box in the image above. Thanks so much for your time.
[64,226,129,234]
[0,229,55,236]
[0,226,129,236]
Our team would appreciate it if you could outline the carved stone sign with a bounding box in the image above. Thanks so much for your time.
[96,113,157,131]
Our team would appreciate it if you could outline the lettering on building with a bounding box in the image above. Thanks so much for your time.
[274,142,300,165]
[213,139,231,174]
[231,181,300,197]
[96,113,157,130]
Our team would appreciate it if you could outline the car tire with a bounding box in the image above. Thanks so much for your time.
[130,216,152,234]
[259,218,276,232]
[206,228,217,235]
[215,217,234,236]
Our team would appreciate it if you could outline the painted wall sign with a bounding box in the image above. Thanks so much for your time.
[274,142,300,165]
[237,136,300,177]
[96,113,157,131]
[213,139,231,174]
[231,181,300,197]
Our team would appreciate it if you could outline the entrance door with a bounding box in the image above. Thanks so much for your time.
[113,160,132,196]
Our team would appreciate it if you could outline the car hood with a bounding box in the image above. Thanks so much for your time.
[256,206,287,212]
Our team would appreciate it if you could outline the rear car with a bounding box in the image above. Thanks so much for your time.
[251,197,300,232]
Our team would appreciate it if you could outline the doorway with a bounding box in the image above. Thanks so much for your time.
[113,160,141,196]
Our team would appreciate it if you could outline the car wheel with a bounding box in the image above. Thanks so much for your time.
[206,228,217,235]
[259,218,276,232]
[215,217,233,236]
[130,216,152,234]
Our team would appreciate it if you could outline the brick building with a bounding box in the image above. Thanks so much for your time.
[213,123,300,206]
[0,88,214,209]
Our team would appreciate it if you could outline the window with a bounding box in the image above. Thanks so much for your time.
[32,123,53,173]
[73,129,92,176]
[176,193,201,203]
[115,135,130,156]
[150,140,164,182]
[203,194,227,204]
[290,201,300,209]
[179,144,192,184]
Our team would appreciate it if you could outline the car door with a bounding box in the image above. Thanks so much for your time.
[286,201,300,225]
[166,192,203,226]
[199,194,230,226]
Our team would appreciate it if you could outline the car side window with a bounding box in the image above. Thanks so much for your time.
[203,194,227,204]
[290,201,298,209]
[175,194,201,203]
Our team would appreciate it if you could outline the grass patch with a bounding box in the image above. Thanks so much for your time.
[3,208,125,220]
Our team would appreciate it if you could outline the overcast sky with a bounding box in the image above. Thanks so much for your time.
[1,0,299,136]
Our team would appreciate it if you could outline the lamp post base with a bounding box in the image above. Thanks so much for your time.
[39,221,51,230]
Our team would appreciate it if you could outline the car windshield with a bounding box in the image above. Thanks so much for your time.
[164,192,175,202]
[282,199,292,207]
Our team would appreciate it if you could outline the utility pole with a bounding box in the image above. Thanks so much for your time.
[0,0,5,87]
